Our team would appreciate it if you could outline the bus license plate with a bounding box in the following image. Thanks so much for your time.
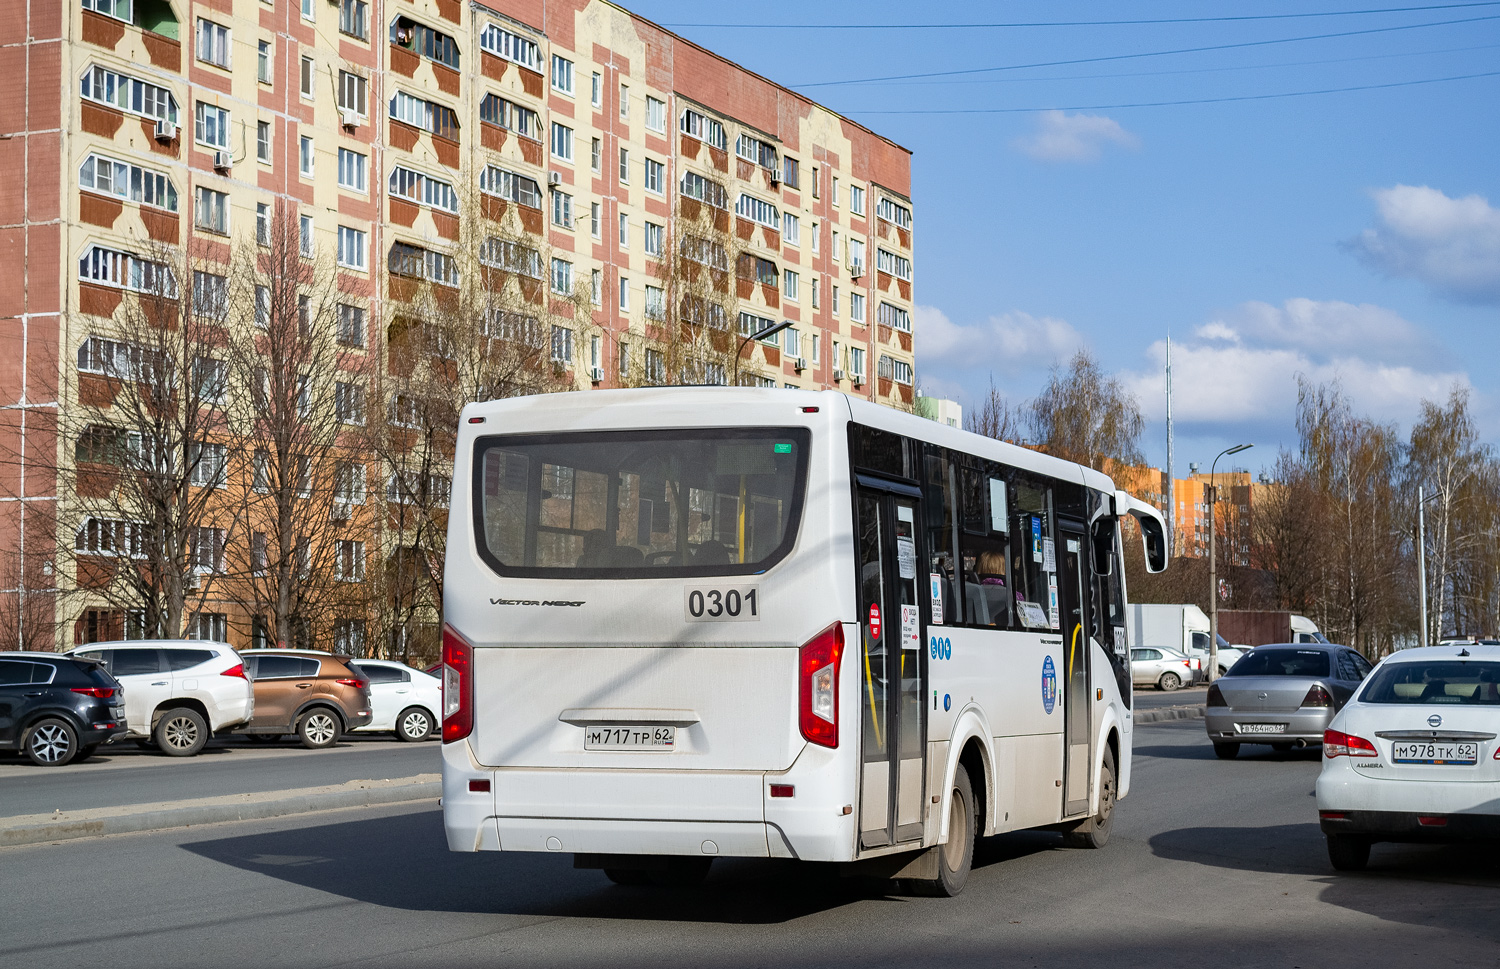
[1236,723,1286,734]
[1393,742,1478,765]
[583,725,676,750]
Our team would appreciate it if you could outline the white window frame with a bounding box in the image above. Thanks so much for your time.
[550,257,572,296]
[196,18,231,70]
[645,95,665,133]
[644,157,664,195]
[643,221,663,257]
[478,23,540,71]
[550,122,573,162]
[784,269,799,302]
[300,55,314,99]
[337,225,367,271]
[338,147,367,193]
[299,135,314,178]
[551,55,574,95]
[551,190,574,229]
[194,186,229,235]
[194,101,230,150]
[783,212,800,247]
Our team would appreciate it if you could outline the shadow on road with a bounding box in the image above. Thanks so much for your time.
[1133,742,1322,763]
[182,808,1064,924]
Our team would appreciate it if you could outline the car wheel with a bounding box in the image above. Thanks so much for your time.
[1327,834,1371,871]
[1218,666,1229,677]
[396,707,434,743]
[1062,746,1116,849]
[1213,742,1240,760]
[911,763,975,897]
[1158,672,1181,692]
[24,718,78,767]
[603,868,652,886]
[297,710,342,749]
[155,707,209,757]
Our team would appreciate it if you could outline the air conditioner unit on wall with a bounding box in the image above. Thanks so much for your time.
[339,107,359,129]
[213,151,232,171]
[849,261,864,279]
[548,171,563,186]
[769,168,781,184]
[588,366,604,383]
[793,357,806,373]
[154,119,177,142]
[832,368,845,381]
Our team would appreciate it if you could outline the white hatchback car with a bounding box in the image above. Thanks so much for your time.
[1316,644,1500,870]
[67,641,254,756]
[347,659,440,742]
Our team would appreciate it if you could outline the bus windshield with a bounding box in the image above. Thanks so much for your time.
[473,428,810,578]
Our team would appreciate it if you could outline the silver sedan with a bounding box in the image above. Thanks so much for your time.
[1205,644,1373,758]
[1131,646,1197,692]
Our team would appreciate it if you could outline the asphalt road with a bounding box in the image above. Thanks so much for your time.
[1132,684,1207,709]
[0,737,439,817]
[5,719,1497,969]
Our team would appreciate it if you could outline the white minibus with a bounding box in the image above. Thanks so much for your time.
[441,388,1168,895]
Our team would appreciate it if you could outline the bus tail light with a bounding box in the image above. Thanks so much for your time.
[442,624,474,743]
[799,622,845,748]
[1324,728,1376,758]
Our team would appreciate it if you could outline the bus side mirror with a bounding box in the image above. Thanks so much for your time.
[1091,521,1114,577]
[1140,517,1168,574]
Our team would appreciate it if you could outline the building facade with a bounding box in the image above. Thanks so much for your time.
[0,0,917,652]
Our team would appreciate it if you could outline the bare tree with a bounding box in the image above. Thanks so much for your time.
[964,377,1023,442]
[0,546,60,651]
[1029,348,1144,471]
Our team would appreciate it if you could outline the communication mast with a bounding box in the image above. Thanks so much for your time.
[1165,335,1175,555]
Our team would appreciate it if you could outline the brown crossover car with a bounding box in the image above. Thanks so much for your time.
[235,650,372,749]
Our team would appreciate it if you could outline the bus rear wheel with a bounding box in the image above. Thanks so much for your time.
[912,764,974,897]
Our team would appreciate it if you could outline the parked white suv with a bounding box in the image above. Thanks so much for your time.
[67,641,253,756]
[347,659,440,742]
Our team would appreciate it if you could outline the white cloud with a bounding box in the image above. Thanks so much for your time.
[915,304,1081,373]
[1011,110,1140,163]
[1208,298,1434,365]
[1349,184,1500,303]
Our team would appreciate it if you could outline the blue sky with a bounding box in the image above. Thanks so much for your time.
[628,0,1500,476]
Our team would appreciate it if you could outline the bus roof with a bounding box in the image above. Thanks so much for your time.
[458,388,1119,496]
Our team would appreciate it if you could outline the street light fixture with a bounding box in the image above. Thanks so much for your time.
[1208,443,1253,683]
[731,319,794,385]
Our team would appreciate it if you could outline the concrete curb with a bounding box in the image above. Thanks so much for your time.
[1134,705,1206,724]
[1,775,440,848]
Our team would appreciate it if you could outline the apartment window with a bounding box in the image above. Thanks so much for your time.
[877,196,912,228]
[832,176,840,206]
[389,90,460,140]
[550,257,571,295]
[737,254,779,287]
[590,269,601,306]
[550,324,573,364]
[811,221,820,253]
[850,184,865,216]
[478,165,542,208]
[188,444,227,488]
[386,245,460,287]
[878,302,911,332]
[301,0,313,21]
[196,19,230,69]
[338,71,368,117]
[192,526,227,572]
[255,286,269,326]
[591,72,602,106]
[619,82,629,119]
[619,147,629,183]
[645,96,665,133]
[479,94,540,138]
[680,171,728,209]
[878,248,913,281]
[784,328,801,358]
[784,269,799,302]
[478,238,542,277]
[334,540,365,582]
[618,213,628,247]
[257,40,272,83]
[832,284,839,315]
[299,214,314,257]
[297,295,310,336]
[335,381,366,425]
[618,340,630,376]
[644,221,663,257]
[478,23,540,70]
[735,193,780,230]
[82,0,132,25]
[550,122,573,162]
[679,108,727,150]
[300,55,314,98]
[849,346,865,379]
[80,65,178,123]
[590,202,600,238]
[338,0,367,40]
[391,17,460,68]
[645,348,664,385]
[849,238,865,272]
[257,120,271,163]
[850,291,865,322]
[736,133,776,170]
[188,612,228,642]
[881,356,913,385]
[783,213,800,246]
[551,55,574,95]
[811,333,820,363]
[337,226,366,271]
[591,137,601,173]
[75,518,145,558]
[299,136,314,177]
[192,272,228,320]
[338,148,367,192]
[78,154,177,211]
[256,203,270,245]
[644,158,664,195]
[739,311,774,337]
[194,102,229,149]
[618,276,629,311]
[783,156,799,189]
[337,303,365,347]
[334,463,366,504]
[194,187,228,235]
[811,275,819,309]
[551,190,573,228]
[832,230,840,261]
[644,284,665,320]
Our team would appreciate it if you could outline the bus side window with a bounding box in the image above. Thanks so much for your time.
[1009,474,1053,630]
[923,447,961,625]
[958,464,1012,630]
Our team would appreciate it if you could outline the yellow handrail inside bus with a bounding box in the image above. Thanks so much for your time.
[737,475,747,563]
[863,624,883,748]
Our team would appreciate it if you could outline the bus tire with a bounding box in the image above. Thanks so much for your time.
[1062,746,1116,849]
[912,763,975,897]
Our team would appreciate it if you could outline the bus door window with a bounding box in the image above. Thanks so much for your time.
[1009,475,1054,631]
[922,447,961,625]
[856,493,891,845]
[958,463,1013,630]
[1058,526,1092,815]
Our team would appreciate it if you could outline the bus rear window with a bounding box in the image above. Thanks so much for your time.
[473,428,810,577]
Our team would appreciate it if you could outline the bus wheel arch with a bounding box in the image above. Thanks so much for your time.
[957,738,989,840]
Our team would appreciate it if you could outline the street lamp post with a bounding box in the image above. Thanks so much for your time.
[1208,443,1253,683]
[731,319,793,386]
[1416,485,1443,649]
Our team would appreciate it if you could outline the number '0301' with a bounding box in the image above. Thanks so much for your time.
[684,586,761,622]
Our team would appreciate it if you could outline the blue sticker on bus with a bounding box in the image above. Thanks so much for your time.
[929,635,952,661]
[943,694,951,712]
[1041,656,1057,714]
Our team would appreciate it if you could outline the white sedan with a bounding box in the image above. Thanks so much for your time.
[1316,644,1500,870]
[347,659,441,742]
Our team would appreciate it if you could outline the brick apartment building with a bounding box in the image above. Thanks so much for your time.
[0,0,917,652]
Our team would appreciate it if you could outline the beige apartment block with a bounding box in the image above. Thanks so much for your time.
[0,0,917,653]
